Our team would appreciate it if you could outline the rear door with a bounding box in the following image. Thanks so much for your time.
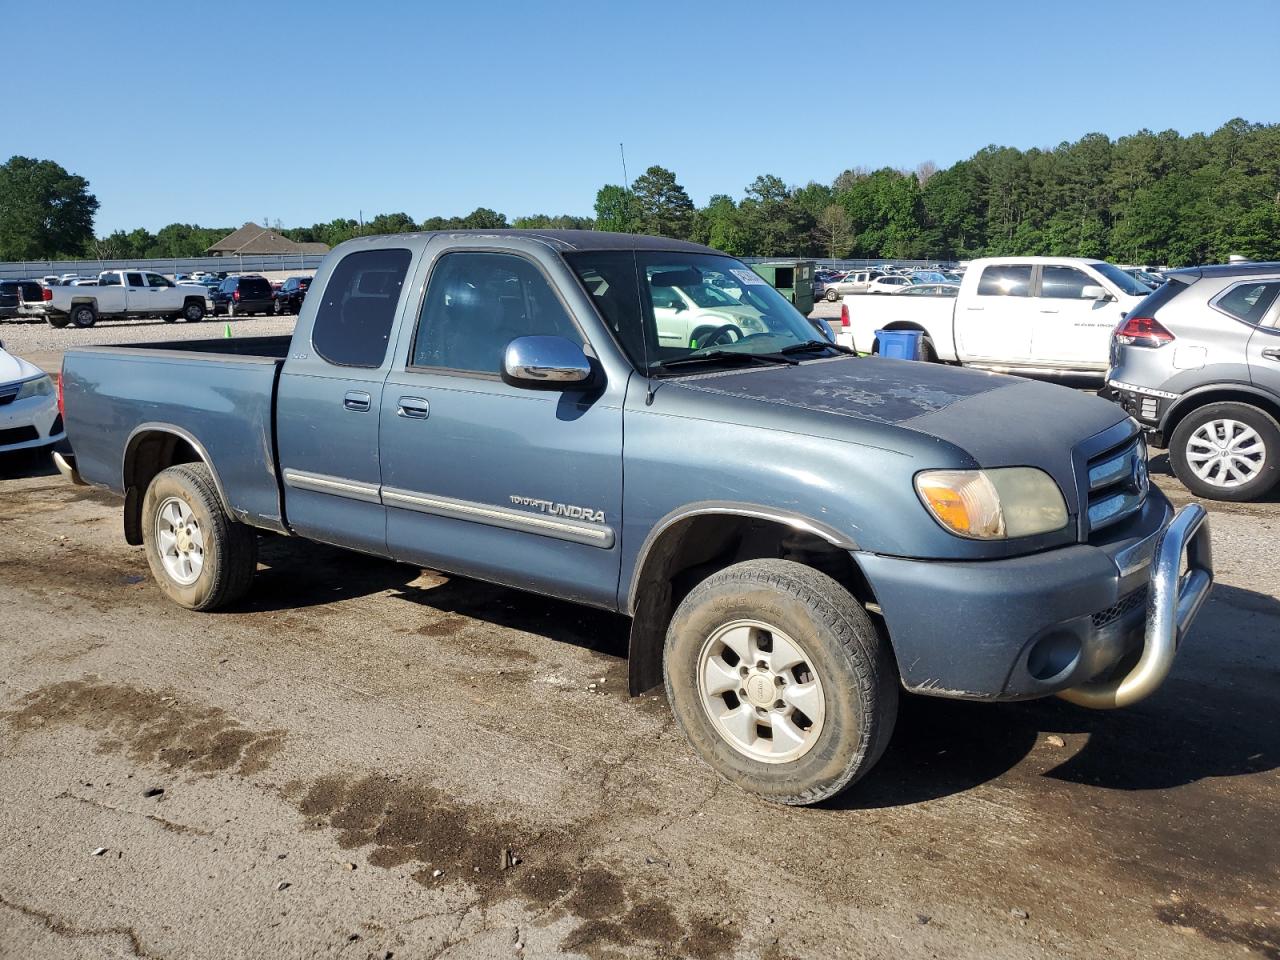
[955,263,1034,363]
[378,242,624,607]
[1238,281,1280,397]
[275,246,415,555]
[1032,264,1115,369]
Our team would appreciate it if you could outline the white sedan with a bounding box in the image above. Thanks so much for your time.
[0,343,64,455]
[864,276,913,295]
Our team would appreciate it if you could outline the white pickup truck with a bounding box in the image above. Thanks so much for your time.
[45,269,212,329]
[844,256,1153,375]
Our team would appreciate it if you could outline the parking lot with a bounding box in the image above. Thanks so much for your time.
[0,312,1276,960]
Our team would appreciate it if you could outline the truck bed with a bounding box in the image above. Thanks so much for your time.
[60,338,289,531]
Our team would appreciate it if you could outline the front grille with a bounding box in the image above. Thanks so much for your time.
[0,425,39,446]
[1092,584,1148,629]
[1086,435,1148,533]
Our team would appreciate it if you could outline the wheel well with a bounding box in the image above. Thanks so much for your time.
[626,514,877,695]
[121,431,204,544]
[1164,388,1280,442]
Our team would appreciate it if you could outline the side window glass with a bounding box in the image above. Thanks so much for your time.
[100,273,121,286]
[312,248,412,368]
[1216,281,1280,325]
[976,264,1032,297]
[412,252,582,375]
[146,273,172,288]
[1040,266,1093,299]
[126,272,145,287]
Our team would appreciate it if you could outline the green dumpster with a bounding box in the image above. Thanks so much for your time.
[750,260,815,316]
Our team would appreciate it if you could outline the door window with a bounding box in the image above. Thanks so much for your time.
[411,252,582,375]
[126,272,145,287]
[1214,281,1280,325]
[976,264,1032,296]
[311,248,412,368]
[1040,266,1093,299]
[145,273,173,288]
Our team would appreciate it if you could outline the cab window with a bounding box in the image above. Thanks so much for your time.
[976,264,1032,296]
[311,248,412,367]
[1039,266,1093,299]
[411,252,582,375]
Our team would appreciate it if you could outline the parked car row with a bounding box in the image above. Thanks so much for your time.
[1,270,315,327]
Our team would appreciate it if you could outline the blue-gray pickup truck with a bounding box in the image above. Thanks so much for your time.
[54,230,1214,805]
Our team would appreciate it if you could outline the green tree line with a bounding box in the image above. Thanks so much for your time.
[4,118,1279,266]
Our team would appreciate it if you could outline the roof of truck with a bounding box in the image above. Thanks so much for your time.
[336,229,716,254]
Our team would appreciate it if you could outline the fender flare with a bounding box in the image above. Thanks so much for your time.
[121,423,234,543]
[1161,381,1280,433]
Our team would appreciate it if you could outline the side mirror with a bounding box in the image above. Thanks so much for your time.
[670,300,686,313]
[1080,285,1108,301]
[502,336,593,389]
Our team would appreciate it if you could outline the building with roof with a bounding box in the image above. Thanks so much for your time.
[206,222,329,257]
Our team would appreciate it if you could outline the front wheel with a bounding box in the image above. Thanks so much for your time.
[664,559,898,805]
[183,300,206,323]
[1169,402,1280,501]
[141,463,257,611]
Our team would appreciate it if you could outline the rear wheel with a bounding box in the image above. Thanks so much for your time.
[825,289,839,302]
[46,313,70,329]
[1169,402,1280,501]
[70,304,96,328]
[663,559,898,805]
[141,463,257,611]
[273,297,284,315]
[920,336,938,362]
[228,302,237,319]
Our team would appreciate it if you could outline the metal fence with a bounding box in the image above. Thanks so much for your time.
[0,253,327,281]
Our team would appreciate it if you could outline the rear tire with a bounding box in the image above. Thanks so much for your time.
[228,302,237,319]
[273,297,284,316]
[70,304,96,328]
[47,313,70,329]
[921,336,938,362]
[825,289,839,302]
[1169,402,1280,502]
[663,559,898,805]
[141,462,257,611]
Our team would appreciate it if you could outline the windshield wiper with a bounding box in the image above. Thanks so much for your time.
[779,340,857,356]
[654,350,798,371]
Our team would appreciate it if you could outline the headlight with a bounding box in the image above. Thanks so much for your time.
[915,467,1068,540]
[15,375,53,400]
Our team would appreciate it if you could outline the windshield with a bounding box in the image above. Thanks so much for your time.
[1092,261,1154,297]
[566,251,832,373]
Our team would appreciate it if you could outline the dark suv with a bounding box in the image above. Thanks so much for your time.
[210,275,276,317]
[0,280,49,321]
[272,276,312,315]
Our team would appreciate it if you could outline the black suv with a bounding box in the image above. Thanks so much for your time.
[272,276,312,315]
[210,276,275,317]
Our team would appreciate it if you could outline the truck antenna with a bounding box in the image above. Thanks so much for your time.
[621,142,654,405]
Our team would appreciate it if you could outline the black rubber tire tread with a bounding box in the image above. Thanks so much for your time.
[141,462,256,611]
[1168,401,1280,502]
[663,558,898,806]
[70,304,96,328]
[183,299,205,322]
[921,336,938,363]
[46,313,70,328]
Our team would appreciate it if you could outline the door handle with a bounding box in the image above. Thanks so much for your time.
[1039,308,1059,314]
[1262,348,1280,361]
[343,390,371,412]
[965,306,984,311]
[397,396,430,419]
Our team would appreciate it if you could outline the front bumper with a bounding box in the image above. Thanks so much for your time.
[0,392,64,452]
[858,494,1213,707]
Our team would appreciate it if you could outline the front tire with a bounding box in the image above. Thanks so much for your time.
[1169,402,1280,501]
[183,300,206,322]
[141,463,257,611]
[664,559,898,805]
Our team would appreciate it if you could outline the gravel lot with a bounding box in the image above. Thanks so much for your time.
[0,299,1277,959]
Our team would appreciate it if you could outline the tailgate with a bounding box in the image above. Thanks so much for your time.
[62,348,286,530]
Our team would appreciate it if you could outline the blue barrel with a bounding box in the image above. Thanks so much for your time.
[875,329,923,360]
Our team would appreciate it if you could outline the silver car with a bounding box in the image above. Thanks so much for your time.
[822,270,883,301]
[1106,261,1280,501]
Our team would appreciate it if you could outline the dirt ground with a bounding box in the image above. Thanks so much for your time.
[0,448,1278,959]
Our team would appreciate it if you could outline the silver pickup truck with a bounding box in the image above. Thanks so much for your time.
[54,230,1214,805]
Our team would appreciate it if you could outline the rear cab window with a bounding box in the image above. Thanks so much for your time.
[976,264,1032,296]
[311,248,412,367]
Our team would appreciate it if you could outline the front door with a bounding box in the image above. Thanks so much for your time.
[1032,264,1119,369]
[955,263,1034,363]
[275,245,416,555]
[379,244,624,608]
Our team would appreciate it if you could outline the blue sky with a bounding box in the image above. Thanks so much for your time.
[5,0,1278,233]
